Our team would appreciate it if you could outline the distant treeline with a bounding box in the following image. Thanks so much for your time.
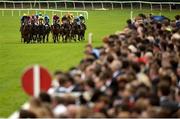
[1,0,180,2]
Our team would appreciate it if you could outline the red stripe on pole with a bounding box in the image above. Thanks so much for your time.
[39,66,51,92]
[21,67,34,96]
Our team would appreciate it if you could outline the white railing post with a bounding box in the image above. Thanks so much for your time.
[19,10,21,16]
[111,2,114,10]
[4,2,6,9]
[64,2,67,9]
[130,11,133,20]
[55,2,57,9]
[60,12,62,17]
[13,2,15,9]
[51,11,53,17]
[73,2,75,9]
[2,10,4,16]
[39,2,41,9]
[91,2,94,10]
[33,1,36,8]
[101,2,104,9]
[83,2,85,10]
[21,2,23,9]
[131,2,133,10]
[121,3,123,10]
[150,3,152,11]
[47,2,49,9]
[169,3,172,12]
[160,3,162,11]
[30,2,32,9]
[11,10,13,16]
[140,2,142,10]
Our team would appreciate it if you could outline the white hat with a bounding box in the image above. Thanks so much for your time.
[128,45,137,53]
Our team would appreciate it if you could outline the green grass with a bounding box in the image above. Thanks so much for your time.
[0,9,179,117]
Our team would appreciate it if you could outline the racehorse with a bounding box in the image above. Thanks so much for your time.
[44,24,51,42]
[78,22,87,41]
[71,21,86,41]
[51,23,60,43]
[20,23,31,43]
[30,22,38,42]
[37,23,46,43]
[71,21,80,41]
[61,22,71,42]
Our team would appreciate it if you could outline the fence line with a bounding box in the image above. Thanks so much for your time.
[1,1,180,4]
[0,1,179,12]
[0,8,89,19]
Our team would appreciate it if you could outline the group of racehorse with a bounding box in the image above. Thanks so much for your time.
[20,17,87,43]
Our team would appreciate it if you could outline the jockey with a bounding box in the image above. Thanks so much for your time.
[38,16,44,25]
[66,12,74,23]
[175,15,180,29]
[30,14,36,24]
[35,13,39,25]
[53,14,60,24]
[61,15,68,24]
[44,15,50,25]
[74,16,81,26]
[21,13,28,25]
[79,14,85,23]
[38,12,43,17]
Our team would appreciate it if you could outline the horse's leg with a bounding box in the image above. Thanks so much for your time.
[73,34,76,42]
[56,34,58,43]
[53,35,56,43]
[62,34,64,42]
[43,35,46,43]
[78,34,80,41]
[34,34,37,43]
[38,34,41,43]
[65,34,67,43]
[46,33,49,43]
[58,34,61,43]
[21,33,23,43]
[23,36,25,43]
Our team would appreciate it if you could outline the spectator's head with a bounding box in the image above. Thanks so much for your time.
[19,109,37,118]
[39,92,51,104]
[158,81,171,97]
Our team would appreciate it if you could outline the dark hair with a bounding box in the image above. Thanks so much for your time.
[158,81,171,96]
[19,109,36,118]
[39,92,51,103]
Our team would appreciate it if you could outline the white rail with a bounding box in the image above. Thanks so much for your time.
[0,8,89,19]
[0,1,179,12]
[0,1,180,4]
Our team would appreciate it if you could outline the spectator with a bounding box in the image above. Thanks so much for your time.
[19,13,180,118]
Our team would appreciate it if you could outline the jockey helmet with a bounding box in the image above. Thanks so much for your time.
[39,12,42,16]
[39,16,43,20]
[23,13,27,16]
[79,14,83,17]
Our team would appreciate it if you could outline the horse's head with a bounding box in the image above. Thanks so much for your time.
[80,23,86,30]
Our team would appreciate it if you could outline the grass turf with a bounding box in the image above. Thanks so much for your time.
[0,9,179,117]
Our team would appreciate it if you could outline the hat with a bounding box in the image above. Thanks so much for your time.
[137,73,151,88]
[128,45,137,53]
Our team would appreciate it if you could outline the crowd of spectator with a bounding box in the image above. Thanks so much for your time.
[19,14,180,118]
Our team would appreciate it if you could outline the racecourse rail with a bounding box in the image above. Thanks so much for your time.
[0,8,89,19]
[0,1,180,11]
